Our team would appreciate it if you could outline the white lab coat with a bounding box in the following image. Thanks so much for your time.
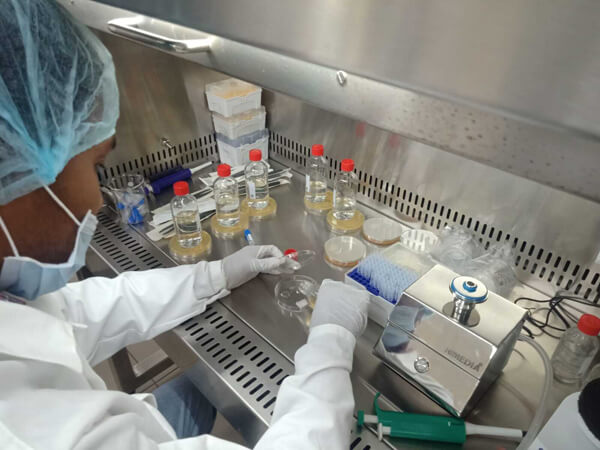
[0,261,356,449]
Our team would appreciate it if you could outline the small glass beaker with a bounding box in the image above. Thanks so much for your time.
[104,174,148,225]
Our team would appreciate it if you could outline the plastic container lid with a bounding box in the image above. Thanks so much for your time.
[324,236,366,267]
[284,249,316,267]
[362,217,407,245]
[173,181,189,196]
[217,164,231,177]
[249,149,262,161]
[312,144,324,157]
[205,78,260,99]
[578,314,600,336]
[341,159,354,172]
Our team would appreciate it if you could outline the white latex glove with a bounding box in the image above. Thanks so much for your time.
[222,245,300,290]
[310,279,369,338]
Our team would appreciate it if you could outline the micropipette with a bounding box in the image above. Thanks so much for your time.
[357,393,523,444]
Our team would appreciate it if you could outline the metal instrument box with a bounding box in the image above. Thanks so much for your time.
[374,264,527,417]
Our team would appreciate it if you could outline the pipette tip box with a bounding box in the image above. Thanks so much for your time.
[344,242,433,326]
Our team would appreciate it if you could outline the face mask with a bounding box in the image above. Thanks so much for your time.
[0,186,98,300]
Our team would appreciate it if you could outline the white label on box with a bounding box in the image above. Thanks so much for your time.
[305,174,310,192]
[247,181,256,199]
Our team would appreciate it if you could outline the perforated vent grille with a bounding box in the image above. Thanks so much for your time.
[176,303,385,448]
[349,429,384,450]
[177,303,292,418]
[269,131,600,302]
[91,210,174,272]
[97,134,218,183]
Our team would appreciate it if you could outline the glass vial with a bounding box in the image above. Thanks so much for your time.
[305,144,328,203]
[214,164,241,227]
[551,314,600,384]
[245,149,269,210]
[170,181,202,248]
[333,158,358,220]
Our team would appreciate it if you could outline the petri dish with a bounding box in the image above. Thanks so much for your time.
[324,236,367,267]
[275,275,318,312]
[168,231,212,263]
[362,217,407,245]
[284,248,316,268]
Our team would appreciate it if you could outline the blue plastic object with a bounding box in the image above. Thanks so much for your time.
[244,229,255,245]
[149,166,183,182]
[463,281,477,292]
[150,168,193,194]
[350,254,419,304]
[0,0,119,204]
[450,276,488,303]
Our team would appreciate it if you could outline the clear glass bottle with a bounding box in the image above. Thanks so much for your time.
[305,144,328,203]
[244,149,269,210]
[333,158,358,220]
[214,164,241,226]
[170,181,202,248]
[551,314,600,384]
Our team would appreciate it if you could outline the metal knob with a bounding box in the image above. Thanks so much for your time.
[442,276,488,327]
[414,356,430,373]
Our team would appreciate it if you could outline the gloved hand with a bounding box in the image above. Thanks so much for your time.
[222,245,300,290]
[310,279,369,338]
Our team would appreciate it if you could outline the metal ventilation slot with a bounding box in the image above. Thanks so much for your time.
[175,303,386,449]
[91,210,174,273]
[269,131,600,302]
[349,429,390,450]
[176,302,292,419]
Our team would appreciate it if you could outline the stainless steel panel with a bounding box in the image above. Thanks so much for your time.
[165,302,292,445]
[387,297,493,381]
[91,209,175,272]
[95,32,225,172]
[266,104,600,303]
[88,8,600,302]
[376,265,526,416]
[404,265,527,350]
[94,0,600,140]
[164,303,396,449]
[375,330,480,417]
[60,1,600,203]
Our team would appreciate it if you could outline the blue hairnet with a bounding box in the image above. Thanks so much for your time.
[0,0,119,205]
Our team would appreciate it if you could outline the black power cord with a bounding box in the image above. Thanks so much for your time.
[515,292,600,339]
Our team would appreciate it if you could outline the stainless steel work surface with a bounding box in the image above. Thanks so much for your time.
[114,163,572,449]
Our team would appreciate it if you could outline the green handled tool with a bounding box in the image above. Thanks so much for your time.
[357,393,524,444]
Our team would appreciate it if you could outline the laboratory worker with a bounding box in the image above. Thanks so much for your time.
[0,1,370,449]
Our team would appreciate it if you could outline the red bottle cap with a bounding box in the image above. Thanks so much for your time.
[341,159,354,172]
[249,149,262,161]
[217,164,231,177]
[284,248,298,260]
[312,144,324,157]
[173,181,189,196]
[578,314,600,336]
